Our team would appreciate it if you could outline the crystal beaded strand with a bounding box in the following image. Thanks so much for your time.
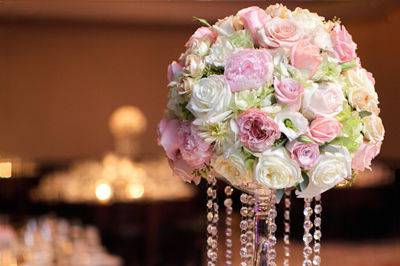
[283,189,292,266]
[266,192,277,266]
[239,193,250,266]
[303,198,314,266]
[312,194,322,266]
[206,177,218,266]
[224,186,233,265]
[245,195,255,263]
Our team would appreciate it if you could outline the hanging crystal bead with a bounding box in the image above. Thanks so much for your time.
[312,194,322,266]
[239,193,251,265]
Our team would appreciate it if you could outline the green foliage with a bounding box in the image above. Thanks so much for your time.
[274,135,288,148]
[228,30,254,49]
[313,55,342,82]
[192,164,212,179]
[178,102,195,121]
[192,17,211,27]
[202,65,224,77]
[332,104,362,153]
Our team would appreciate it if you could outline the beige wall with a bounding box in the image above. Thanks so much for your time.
[0,2,400,161]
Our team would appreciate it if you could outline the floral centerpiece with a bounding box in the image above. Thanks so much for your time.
[158,4,384,198]
[158,4,385,265]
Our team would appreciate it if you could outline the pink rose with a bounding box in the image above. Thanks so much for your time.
[237,108,281,152]
[263,18,301,48]
[177,122,211,168]
[352,141,381,171]
[331,24,357,63]
[286,140,320,169]
[291,39,323,77]
[167,61,183,83]
[158,118,180,160]
[308,116,342,144]
[237,6,268,46]
[274,78,304,110]
[169,158,200,185]
[185,27,217,48]
[224,49,274,92]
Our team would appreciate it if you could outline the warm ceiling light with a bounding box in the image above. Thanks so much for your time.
[95,183,113,202]
[0,162,12,178]
[127,183,144,199]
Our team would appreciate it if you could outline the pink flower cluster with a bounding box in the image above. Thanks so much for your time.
[158,118,211,184]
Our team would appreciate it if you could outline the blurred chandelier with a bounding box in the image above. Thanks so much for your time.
[33,106,194,204]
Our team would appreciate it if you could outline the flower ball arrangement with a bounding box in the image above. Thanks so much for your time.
[158,4,384,198]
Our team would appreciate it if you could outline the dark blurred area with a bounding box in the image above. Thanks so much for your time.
[0,1,400,265]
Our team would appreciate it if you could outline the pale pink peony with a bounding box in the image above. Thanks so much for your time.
[237,108,281,152]
[286,140,320,169]
[177,122,211,168]
[264,18,301,48]
[352,141,381,171]
[331,24,357,63]
[274,78,304,110]
[158,118,180,160]
[169,158,200,185]
[308,116,342,143]
[237,6,268,46]
[167,61,183,83]
[185,27,217,48]
[224,49,274,92]
[290,39,323,77]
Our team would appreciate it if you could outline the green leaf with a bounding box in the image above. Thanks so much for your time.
[298,135,314,143]
[274,135,288,148]
[299,172,310,191]
[340,60,357,72]
[359,110,372,119]
[193,16,211,27]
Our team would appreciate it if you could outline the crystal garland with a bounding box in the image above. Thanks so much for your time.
[246,195,255,263]
[224,185,234,265]
[206,177,218,265]
[283,189,292,266]
[312,195,322,266]
[239,193,252,265]
[303,198,314,266]
[266,192,277,266]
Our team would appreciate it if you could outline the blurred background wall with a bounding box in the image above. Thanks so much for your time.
[0,0,399,162]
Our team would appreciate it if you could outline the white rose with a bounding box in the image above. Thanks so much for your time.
[290,7,325,36]
[187,75,232,124]
[255,148,302,189]
[275,111,309,141]
[312,25,333,51]
[213,16,236,36]
[185,55,205,78]
[205,36,236,67]
[212,151,252,186]
[302,82,344,119]
[296,145,351,198]
[362,114,385,143]
[345,68,379,114]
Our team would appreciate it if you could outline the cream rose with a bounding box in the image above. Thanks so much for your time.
[302,82,344,119]
[185,55,205,78]
[296,145,351,198]
[362,114,385,143]
[187,75,232,123]
[212,151,252,186]
[291,7,325,36]
[255,148,302,189]
[275,111,309,141]
[345,68,379,114]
